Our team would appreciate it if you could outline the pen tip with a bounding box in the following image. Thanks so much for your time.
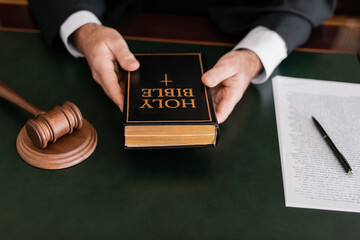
[348,171,353,175]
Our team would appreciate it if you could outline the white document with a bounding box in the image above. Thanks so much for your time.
[272,75,360,213]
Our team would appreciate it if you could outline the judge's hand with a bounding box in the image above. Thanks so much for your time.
[202,49,262,124]
[71,23,139,111]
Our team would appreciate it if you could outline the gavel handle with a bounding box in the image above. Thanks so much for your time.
[0,81,45,116]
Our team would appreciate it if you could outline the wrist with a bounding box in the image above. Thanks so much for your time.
[70,23,100,54]
[238,49,263,79]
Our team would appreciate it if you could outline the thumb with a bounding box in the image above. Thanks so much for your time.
[202,63,238,88]
[112,36,140,72]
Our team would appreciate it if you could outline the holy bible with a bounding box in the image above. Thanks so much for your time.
[123,53,219,149]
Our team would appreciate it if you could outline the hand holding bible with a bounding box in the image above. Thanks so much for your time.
[71,23,140,111]
[202,49,262,123]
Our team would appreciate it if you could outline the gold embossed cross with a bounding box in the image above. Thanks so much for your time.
[160,74,173,86]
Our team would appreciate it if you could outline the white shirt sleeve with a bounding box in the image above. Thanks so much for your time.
[60,10,102,58]
[233,26,288,84]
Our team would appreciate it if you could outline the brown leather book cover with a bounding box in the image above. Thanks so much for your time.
[123,53,219,149]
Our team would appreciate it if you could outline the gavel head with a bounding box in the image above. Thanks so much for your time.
[25,101,83,148]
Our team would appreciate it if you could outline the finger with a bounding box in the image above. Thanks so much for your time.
[215,92,240,124]
[112,39,139,72]
[96,61,125,111]
[202,60,238,88]
[214,83,244,124]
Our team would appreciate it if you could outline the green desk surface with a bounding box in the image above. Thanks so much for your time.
[0,30,359,240]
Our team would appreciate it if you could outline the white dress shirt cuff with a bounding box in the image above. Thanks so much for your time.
[60,10,102,58]
[233,26,288,84]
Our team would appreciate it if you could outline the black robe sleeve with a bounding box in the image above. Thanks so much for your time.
[29,0,336,54]
[208,0,337,53]
[28,0,137,47]
[28,0,107,47]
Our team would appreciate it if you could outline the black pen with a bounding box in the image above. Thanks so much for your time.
[312,116,352,175]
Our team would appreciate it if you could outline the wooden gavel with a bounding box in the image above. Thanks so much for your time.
[0,81,83,148]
